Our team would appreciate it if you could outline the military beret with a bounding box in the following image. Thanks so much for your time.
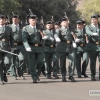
[76,20,85,24]
[12,15,20,19]
[59,17,68,23]
[46,21,52,24]
[27,15,37,19]
[0,15,6,19]
[91,14,100,18]
[54,22,60,25]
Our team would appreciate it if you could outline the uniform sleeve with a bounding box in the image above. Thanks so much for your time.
[22,27,30,49]
[10,27,14,48]
[54,29,60,39]
[85,25,94,36]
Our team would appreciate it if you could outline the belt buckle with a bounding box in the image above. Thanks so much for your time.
[96,42,99,44]
[35,44,38,46]
[80,44,84,46]
[67,41,70,44]
[50,45,53,47]
[14,43,17,45]
[2,39,5,42]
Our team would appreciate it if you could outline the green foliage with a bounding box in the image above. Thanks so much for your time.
[79,0,100,23]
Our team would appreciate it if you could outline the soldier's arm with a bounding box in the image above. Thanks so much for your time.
[54,29,61,42]
[85,25,94,35]
[10,27,14,48]
[22,27,30,49]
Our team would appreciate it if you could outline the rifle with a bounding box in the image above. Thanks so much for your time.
[29,9,33,15]
[51,15,54,22]
[64,12,70,23]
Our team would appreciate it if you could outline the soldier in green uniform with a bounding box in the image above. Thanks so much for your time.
[22,15,44,83]
[9,15,25,80]
[0,15,13,85]
[55,17,76,82]
[42,21,59,79]
[74,20,89,78]
[85,14,100,81]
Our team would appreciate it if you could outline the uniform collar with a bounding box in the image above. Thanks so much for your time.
[91,24,98,28]
[0,25,5,27]
[13,24,19,27]
[30,25,36,28]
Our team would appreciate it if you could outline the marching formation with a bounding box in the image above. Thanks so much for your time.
[0,12,100,85]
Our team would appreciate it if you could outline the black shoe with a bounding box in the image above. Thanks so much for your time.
[53,74,59,79]
[78,75,82,78]
[0,81,4,85]
[47,76,52,79]
[4,74,8,82]
[33,79,37,83]
[62,78,67,82]
[91,77,96,81]
[68,76,76,82]
[82,73,88,78]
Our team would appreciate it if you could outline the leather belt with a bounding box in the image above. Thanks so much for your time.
[66,40,71,44]
[14,42,23,46]
[95,41,100,45]
[80,44,84,46]
[45,44,55,48]
[34,44,39,46]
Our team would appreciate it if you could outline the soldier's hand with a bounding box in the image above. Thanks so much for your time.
[26,47,32,52]
[75,38,80,43]
[92,33,98,36]
[73,42,77,48]
[50,37,54,41]
[42,36,48,40]
[56,38,61,42]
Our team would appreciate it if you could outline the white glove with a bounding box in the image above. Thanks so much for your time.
[56,38,61,42]
[73,42,77,48]
[75,38,80,43]
[50,37,54,41]
[42,36,48,40]
[92,33,98,36]
[26,47,32,52]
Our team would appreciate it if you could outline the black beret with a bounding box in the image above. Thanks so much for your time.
[46,21,52,24]
[0,15,6,19]
[76,20,85,24]
[12,15,20,19]
[27,15,37,19]
[91,14,100,18]
[54,22,60,25]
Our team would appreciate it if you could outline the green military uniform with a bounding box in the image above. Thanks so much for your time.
[55,24,75,82]
[9,23,25,79]
[0,15,13,84]
[74,25,89,78]
[42,27,59,79]
[22,17,44,82]
[85,19,100,80]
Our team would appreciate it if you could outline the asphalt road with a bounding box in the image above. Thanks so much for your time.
[0,61,100,100]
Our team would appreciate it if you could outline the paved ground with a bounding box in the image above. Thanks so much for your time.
[0,61,100,100]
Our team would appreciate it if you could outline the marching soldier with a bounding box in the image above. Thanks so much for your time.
[42,21,59,79]
[9,14,25,80]
[74,20,89,78]
[54,17,76,82]
[22,15,44,83]
[85,14,100,81]
[0,15,12,85]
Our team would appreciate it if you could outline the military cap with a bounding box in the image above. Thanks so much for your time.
[27,15,37,19]
[76,20,85,24]
[46,21,52,24]
[91,14,100,18]
[54,22,60,25]
[0,15,6,19]
[59,17,68,23]
[12,15,20,19]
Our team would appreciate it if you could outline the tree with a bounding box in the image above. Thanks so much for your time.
[79,0,100,23]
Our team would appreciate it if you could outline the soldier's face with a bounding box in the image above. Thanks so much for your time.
[12,18,20,24]
[46,24,51,30]
[54,25,60,29]
[77,24,84,29]
[91,18,98,25]
[0,18,6,25]
[29,19,37,26]
[61,21,69,27]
